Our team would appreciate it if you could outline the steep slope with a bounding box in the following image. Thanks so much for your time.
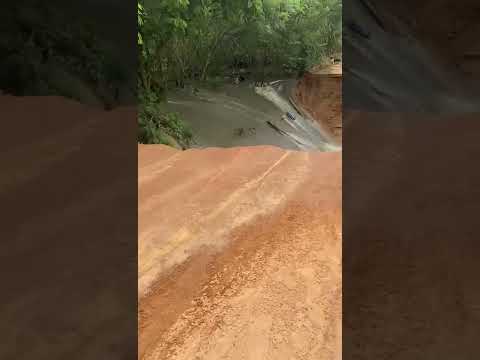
[139,145,341,360]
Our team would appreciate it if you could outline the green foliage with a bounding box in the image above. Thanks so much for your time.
[138,3,145,46]
[1,12,109,96]
[138,0,341,147]
[0,4,132,107]
[140,0,341,89]
[138,89,193,148]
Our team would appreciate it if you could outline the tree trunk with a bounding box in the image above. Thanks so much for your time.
[201,54,212,81]
[200,30,228,81]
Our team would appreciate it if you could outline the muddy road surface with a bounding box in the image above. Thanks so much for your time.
[139,145,341,360]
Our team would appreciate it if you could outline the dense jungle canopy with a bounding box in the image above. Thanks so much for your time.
[138,0,341,90]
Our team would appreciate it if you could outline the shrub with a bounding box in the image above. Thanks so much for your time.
[138,89,193,148]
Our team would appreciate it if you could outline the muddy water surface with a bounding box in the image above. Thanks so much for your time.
[166,81,338,151]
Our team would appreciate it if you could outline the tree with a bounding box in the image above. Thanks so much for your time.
[138,0,342,145]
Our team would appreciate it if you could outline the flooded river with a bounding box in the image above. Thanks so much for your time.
[165,80,339,151]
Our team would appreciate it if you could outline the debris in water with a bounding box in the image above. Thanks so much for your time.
[234,127,256,137]
[234,127,245,136]
[266,121,287,135]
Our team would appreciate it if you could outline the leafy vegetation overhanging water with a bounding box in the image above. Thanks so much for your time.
[138,0,342,148]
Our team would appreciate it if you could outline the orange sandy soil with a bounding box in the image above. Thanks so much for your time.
[293,65,342,145]
[139,145,341,360]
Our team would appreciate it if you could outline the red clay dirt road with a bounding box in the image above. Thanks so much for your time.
[139,145,341,360]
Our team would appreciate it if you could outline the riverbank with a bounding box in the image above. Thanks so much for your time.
[292,65,342,145]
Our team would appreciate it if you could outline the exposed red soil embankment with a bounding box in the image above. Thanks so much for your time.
[292,65,342,144]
